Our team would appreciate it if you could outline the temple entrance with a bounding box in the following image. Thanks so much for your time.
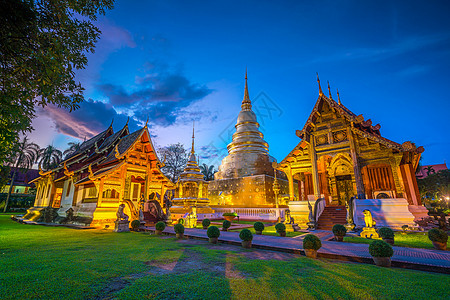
[336,175,352,205]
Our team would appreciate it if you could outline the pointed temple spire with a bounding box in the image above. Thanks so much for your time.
[109,118,114,128]
[191,121,195,154]
[316,73,323,96]
[327,81,332,99]
[337,88,342,105]
[241,68,252,110]
[144,115,149,128]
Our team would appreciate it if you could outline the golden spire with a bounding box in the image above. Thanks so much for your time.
[327,81,332,99]
[241,68,252,110]
[317,73,323,96]
[191,121,195,154]
[337,88,342,105]
[144,115,149,128]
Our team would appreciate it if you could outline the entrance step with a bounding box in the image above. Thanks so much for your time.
[317,206,347,230]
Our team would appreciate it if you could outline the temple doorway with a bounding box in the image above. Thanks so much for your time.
[336,175,352,205]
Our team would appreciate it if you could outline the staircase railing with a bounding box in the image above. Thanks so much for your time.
[308,197,325,230]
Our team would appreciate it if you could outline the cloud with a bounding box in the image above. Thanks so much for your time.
[40,99,137,140]
[98,62,213,126]
[304,33,450,66]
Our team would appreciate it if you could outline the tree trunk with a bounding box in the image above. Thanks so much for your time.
[3,170,17,213]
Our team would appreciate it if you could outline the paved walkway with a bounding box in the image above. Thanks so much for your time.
[144,226,450,274]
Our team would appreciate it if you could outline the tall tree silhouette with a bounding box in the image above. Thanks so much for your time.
[3,137,39,212]
[200,163,216,181]
[63,142,81,159]
[38,145,63,171]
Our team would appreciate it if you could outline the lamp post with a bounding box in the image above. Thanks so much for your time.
[273,171,280,209]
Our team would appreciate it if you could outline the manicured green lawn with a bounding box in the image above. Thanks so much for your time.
[1,214,449,299]
[344,232,450,250]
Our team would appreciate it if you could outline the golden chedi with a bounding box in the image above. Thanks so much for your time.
[209,71,292,208]
[170,126,214,222]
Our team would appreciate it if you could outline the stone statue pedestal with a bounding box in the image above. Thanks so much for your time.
[360,227,379,239]
[114,220,130,233]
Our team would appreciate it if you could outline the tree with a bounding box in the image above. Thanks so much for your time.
[200,163,216,181]
[38,145,63,171]
[425,166,436,176]
[3,137,39,212]
[63,142,81,159]
[158,143,188,183]
[0,0,114,166]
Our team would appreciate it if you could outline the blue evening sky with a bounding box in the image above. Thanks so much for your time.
[31,0,450,166]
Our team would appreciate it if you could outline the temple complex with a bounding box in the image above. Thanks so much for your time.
[208,72,294,220]
[23,121,174,227]
[275,76,427,229]
[170,126,214,223]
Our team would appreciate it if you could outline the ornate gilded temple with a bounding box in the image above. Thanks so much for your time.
[276,76,427,228]
[170,127,214,222]
[23,121,174,227]
[209,72,293,213]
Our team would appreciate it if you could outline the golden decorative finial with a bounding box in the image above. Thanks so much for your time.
[327,81,332,99]
[241,68,252,110]
[316,73,323,96]
[191,121,195,154]
[109,118,114,128]
[126,117,129,125]
[337,88,341,105]
[145,115,149,128]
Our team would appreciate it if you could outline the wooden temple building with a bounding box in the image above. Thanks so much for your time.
[276,76,427,228]
[24,121,174,227]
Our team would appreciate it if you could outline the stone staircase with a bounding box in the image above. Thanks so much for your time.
[316,206,347,230]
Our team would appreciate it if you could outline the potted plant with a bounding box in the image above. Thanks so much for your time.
[239,229,253,249]
[332,224,347,242]
[223,212,237,222]
[222,220,231,231]
[254,222,265,235]
[369,240,393,267]
[202,218,211,229]
[174,223,185,239]
[207,226,220,244]
[303,234,322,258]
[155,221,165,235]
[130,220,141,231]
[428,228,448,250]
[178,218,185,225]
[378,227,395,245]
[275,223,286,237]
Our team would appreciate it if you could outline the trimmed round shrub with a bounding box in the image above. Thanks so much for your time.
[303,234,322,250]
[131,220,141,230]
[202,218,211,227]
[155,221,166,231]
[378,227,395,239]
[369,240,394,257]
[223,220,231,229]
[428,228,448,243]
[207,226,220,238]
[174,223,185,234]
[239,229,253,241]
[223,212,238,217]
[178,218,185,225]
[253,222,265,232]
[275,223,286,232]
[332,224,347,236]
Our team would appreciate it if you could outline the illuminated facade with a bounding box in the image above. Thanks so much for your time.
[209,72,294,216]
[170,127,214,221]
[276,76,427,227]
[24,121,174,227]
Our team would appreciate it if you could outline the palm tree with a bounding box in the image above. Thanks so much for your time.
[3,137,40,212]
[38,145,63,171]
[425,166,436,176]
[199,163,216,181]
[63,142,81,158]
